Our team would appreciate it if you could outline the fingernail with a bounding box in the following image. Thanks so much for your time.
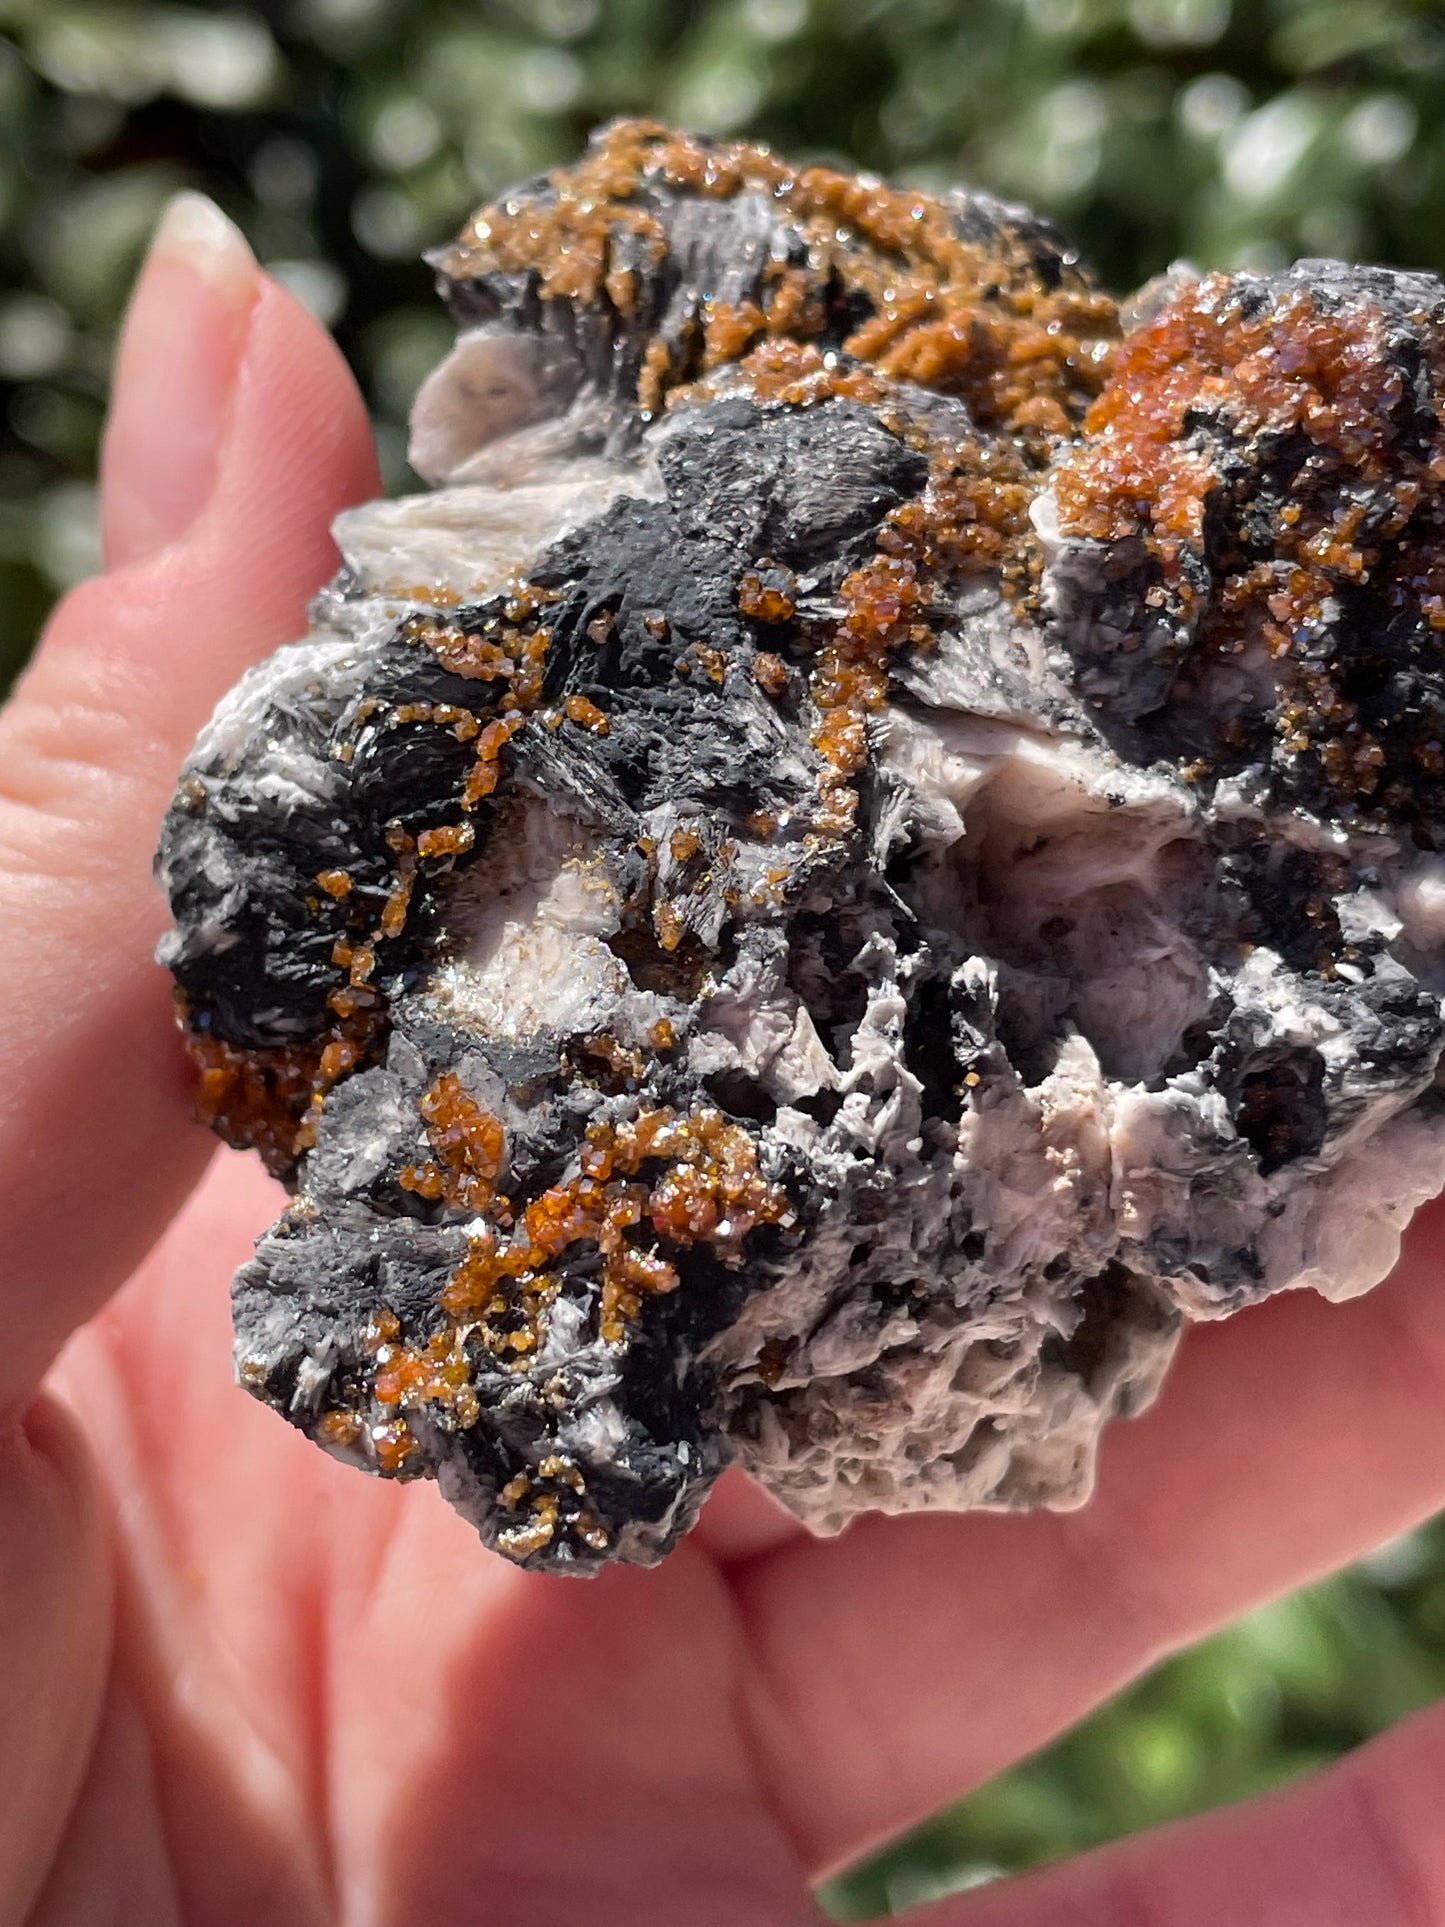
[101,192,259,570]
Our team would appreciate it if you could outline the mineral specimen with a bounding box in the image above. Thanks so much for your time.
[158,120,1445,1572]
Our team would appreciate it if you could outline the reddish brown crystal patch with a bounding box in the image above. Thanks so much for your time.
[186,1025,324,1176]
[739,566,797,626]
[1053,271,1445,814]
[404,590,555,810]
[732,425,1041,836]
[399,1071,508,1214]
[563,692,610,734]
[315,1410,364,1451]
[184,999,384,1176]
[1054,273,1416,569]
[752,651,789,696]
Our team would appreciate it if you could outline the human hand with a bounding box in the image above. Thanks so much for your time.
[4,195,1445,1927]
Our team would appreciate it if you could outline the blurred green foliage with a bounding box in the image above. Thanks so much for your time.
[822,1517,1445,1916]
[1,0,1444,1913]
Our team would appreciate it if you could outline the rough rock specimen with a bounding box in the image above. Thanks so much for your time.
[158,121,1445,1572]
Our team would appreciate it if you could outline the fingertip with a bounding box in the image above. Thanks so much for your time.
[100,192,260,573]
[205,269,381,602]
[39,265,379,757]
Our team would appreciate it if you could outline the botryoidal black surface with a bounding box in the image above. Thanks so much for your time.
[159,121,1445,1572]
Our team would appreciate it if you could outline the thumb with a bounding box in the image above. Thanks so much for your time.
[0,193,380,1410]
[100,192,260,573]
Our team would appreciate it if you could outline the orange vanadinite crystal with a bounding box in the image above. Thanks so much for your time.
[378,824,418,937]
[315,1410,364,1450]
[416,821,476,859]
[563,693,610,734]
[653,899,686,951]
[700,297,768,369]
[399,1071,508,1213]
[752,652,789,696]
[390,700,482,741]
[738,569,797,625]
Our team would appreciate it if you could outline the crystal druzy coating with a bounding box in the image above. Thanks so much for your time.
[159,121,1445,1572]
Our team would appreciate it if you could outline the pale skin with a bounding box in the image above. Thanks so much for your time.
[4,192,1445,1927]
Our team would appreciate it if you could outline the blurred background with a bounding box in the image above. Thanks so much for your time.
[0,0,1443,1913]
